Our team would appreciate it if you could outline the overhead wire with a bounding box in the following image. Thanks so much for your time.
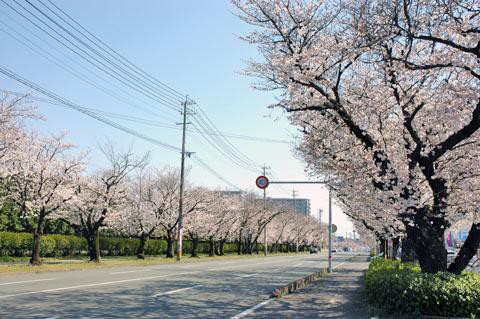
[1,0,182,113]
[0,13,177,122]
[0,0,283,189]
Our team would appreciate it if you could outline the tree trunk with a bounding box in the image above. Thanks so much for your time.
[30,219,44,265]
[406,212,447,273]
[191,236,199,258]
[218,240,225,256]
[85,229,101,263]
[137,233,149,259]
[166,232,174,258]
[448,223,480,274]
[208,237,215,257]
[401,235,417,263]
[391,237,400,259]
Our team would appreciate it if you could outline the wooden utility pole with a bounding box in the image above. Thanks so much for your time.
[176,98,189,261]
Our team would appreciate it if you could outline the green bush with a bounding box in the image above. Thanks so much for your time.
[365,258,480,317]
[1,231,296,259]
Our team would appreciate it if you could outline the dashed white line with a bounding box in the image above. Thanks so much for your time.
[230,298,274,319]
[0,271,201,300]
[239,273,258,278]
[109,269,153,275]
[0,278,56,286]
[292,263,303,267]
[152,284,203,297]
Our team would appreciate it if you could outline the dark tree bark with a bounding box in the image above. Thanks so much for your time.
[391,237,400,259]
[166,231,174,258]
[218,240,225,256]
[30,213,45,265]
[405,211,448,273]
[137,233,149,259]
[448,223,480,274]
[190,236,199,258]
[84,229,101,262]
[401,235,417,263]
[208,237,215,257]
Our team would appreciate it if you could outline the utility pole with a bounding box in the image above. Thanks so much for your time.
[176,97,189,261]
[328,188,333,273]
[292,188,298,215]
[318,209,323,250]
[263,165,268,256]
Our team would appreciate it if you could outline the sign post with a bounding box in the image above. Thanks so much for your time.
[255,178,334,273]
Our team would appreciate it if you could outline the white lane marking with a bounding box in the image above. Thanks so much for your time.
[230,298,274,319]
[333,260,349,269]
[152,284,203,297]
[0,278,56,286]
[208,259,282,271]
[271,268,281,272]
[0,271,201,300]
[293,263,302,267]
[109,269,153,275]
[239,273,258,278]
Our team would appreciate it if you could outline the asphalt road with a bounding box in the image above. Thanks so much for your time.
[0,253,354,318]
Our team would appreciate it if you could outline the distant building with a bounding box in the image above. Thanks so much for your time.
[269,198,311,216]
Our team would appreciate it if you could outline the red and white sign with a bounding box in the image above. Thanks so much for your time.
[255,175,269,189]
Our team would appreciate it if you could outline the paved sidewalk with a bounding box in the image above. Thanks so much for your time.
[251,256,370,318]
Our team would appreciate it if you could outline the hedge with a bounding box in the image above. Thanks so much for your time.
[0,232,240,258]
[365,258,480,318]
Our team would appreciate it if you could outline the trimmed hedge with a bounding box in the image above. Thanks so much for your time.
[0,232,240,257]
[365,258,480,317]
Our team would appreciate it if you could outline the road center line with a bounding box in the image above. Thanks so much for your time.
[239,273,258,278]
[0,271,201,300]
[230,298,274,319]
[109,269,153,275]
[0,278,56,286]
[152,284,203,297]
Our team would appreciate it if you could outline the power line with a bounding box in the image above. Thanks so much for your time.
[4,88,290,145]
[1,0,182,113]
[0,65,181,152]
[29,0,183,106]
[0,14,177,122]
[0,80,241,190]
[41,0,185,101]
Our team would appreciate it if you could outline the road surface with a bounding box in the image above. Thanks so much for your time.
[0,253,354,318]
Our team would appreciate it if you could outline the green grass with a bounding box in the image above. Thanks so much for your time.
[0,252,310,275]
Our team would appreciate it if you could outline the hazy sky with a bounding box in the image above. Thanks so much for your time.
[0,0,354,235]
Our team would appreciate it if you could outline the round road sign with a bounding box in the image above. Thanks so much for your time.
[255,175,269,189]
[332,224,338,233]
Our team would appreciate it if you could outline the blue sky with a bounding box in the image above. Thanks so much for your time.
[0,0,353,235]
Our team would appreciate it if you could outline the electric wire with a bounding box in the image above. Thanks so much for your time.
[1,0,182,113]
[0,14,177,122]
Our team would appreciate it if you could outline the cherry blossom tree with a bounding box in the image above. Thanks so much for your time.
[65,143,147,262]
[4,132,84,265]
[233,0,480,273]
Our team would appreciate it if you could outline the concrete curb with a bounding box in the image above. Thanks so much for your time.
[271,254,361,298]
[271,268,328,298]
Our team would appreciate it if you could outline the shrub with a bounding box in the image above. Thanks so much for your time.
[365,258,480,317]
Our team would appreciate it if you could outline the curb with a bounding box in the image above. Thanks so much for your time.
[271,268,328,298]
[271,254,361,298]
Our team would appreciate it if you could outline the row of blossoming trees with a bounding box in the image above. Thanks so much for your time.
[233,0,479,274]
[0,94,324,265]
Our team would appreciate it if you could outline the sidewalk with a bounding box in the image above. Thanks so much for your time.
[252,256,370,318]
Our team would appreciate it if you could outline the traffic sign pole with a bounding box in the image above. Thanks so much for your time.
[260,179,335,272]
